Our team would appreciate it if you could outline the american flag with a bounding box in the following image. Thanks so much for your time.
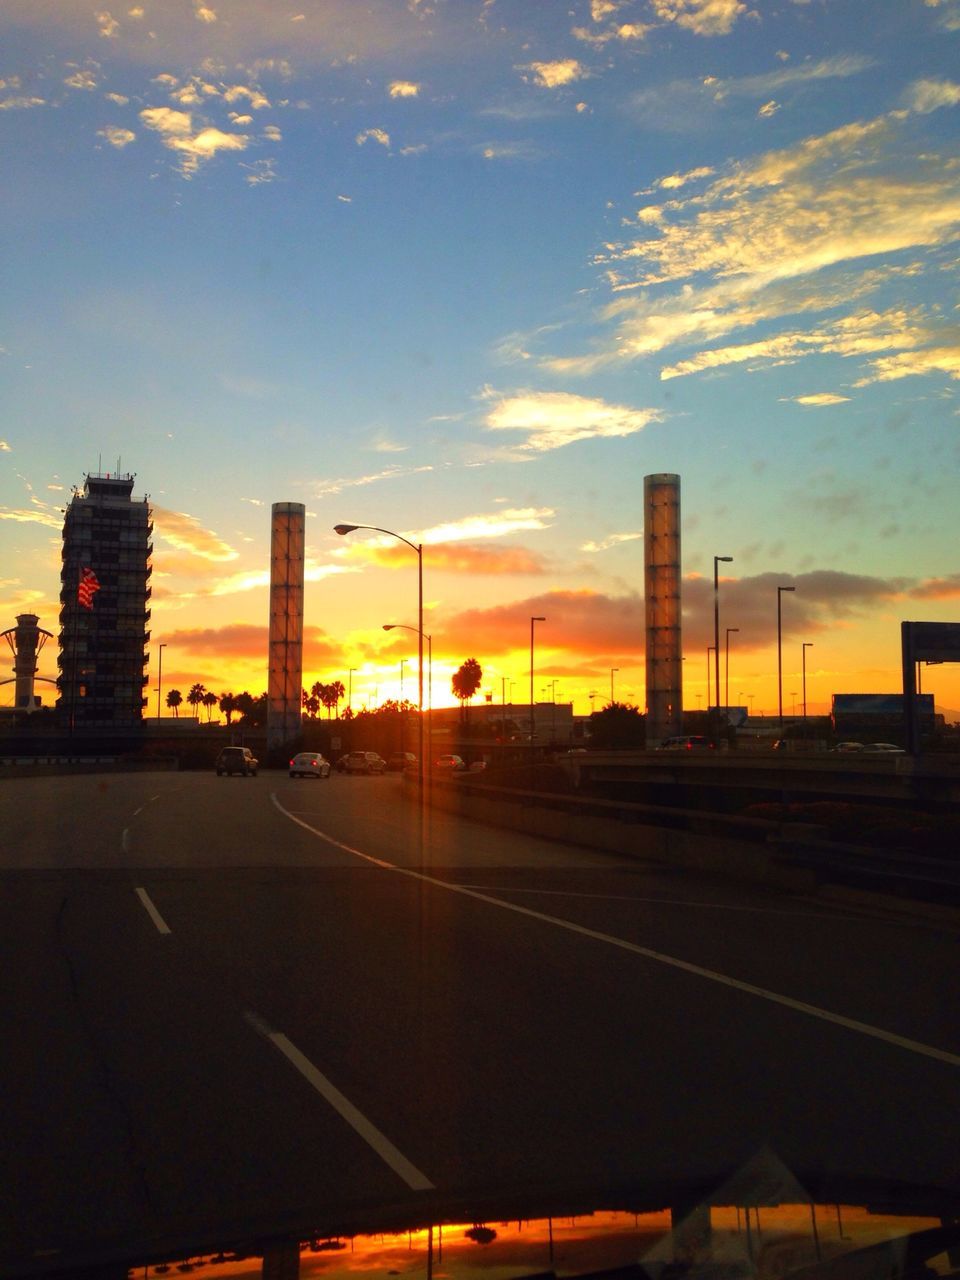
[78,566,100,610]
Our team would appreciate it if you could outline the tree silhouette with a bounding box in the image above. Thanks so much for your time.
[452,659,482,721]
[187,682,206,719]
[166,688,182,718]
[202,690,218,721]
[588,701,646,750]
[304,694,320,718]
[324,679,345,719]
[219,692,236,725]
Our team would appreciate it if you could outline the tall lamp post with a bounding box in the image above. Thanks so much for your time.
[713,555,733,714]
[725,628,739,710]
[777,585,796,735]
[384,624,432,765]
[802,642,814,719]
[610,667,619,705]
[335,523,423,793]
[530,616,546,754]
[707,646,715,708]
[156,641,166,721]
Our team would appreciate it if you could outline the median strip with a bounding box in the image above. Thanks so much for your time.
[134,887,172,935]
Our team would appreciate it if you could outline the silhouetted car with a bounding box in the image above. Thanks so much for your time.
[289,751,332,778]
[831,742,864,753]
[344,751,386,774]
[862,742,906,754]
[215,746,258,776]
[657,735,712,751]
[434,753,465,771]
[386,751,417,771]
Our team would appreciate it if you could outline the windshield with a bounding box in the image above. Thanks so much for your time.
[2,1,959,1278]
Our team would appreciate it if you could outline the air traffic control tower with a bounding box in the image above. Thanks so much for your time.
[267,502,306,752]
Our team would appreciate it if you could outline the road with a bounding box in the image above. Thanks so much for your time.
[1,769,958,1274]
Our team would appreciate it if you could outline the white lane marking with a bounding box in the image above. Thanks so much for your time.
[270,792,960,1070]
[135,887,172,935]
[243,1011,434,1191]
[122,828,131,852]
[454,885,851,920]
[132,806,144,817]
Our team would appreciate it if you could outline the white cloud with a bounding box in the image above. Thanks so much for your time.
[314,463,435,497]
[356,127,390,147]
[0,95,45,110]
[655,164,714,190]
[99,125,136,147]
[581,531,644,551]
[787,393,852,406]
[0,441,11,452]
[388,80,420,98]
[649,0,747,36]
[263,124,282,141]
[572,21,651,44]
[337,194,352,202]
[105,92,129,104]
[243,158,277,185]
[140,106,193,136]
[140,107,248,175]
[906,78,960,114]
[482,389,661,452]
[194,1,217,21]
[64,68,99,91]
[855,346,960,385]
[96,10,119,37]
[715,54,877,99]
[223,84,270,109]
[128,6,144,16]
[523,59,584,89]
[758,100,780,118]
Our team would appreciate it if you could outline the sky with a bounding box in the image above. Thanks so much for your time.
[2,0,959,717]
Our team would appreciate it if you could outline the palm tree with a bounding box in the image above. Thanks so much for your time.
[187,682,206,719]
[166,688,182,718]
[202,690,218,722]
[329,679,345,719]
[219,692,236,725]
[452,658,482,723]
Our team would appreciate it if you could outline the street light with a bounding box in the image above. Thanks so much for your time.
[156,641,166,721]
[336,522,423,792]
[725,628,739,710]
[714,555,733,714]
[530,616,546,753]
[384,624,432,766]
[610,667,619,705]
[802,642,814,718]
[777,585,796,734]
[707,646,716,708]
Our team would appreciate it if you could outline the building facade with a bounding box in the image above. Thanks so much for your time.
[57,473,152,728]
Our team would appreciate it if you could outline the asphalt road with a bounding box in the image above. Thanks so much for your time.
[1,769,958,1274]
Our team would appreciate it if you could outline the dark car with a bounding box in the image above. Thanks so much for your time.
[215,746,258,776]
[386,751,417,772]
[344,751,386,775]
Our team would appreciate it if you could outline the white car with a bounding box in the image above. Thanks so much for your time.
[861,742,906,754]
[289,751,332,778]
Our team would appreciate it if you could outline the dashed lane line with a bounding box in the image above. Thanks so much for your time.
[270,792,960,1070]
[243,1011,434,1191]
[134,887,172,935]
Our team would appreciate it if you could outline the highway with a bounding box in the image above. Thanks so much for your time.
[1,769,958,1274]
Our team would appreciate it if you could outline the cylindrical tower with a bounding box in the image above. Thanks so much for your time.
[644,474,682,745]
[2,614,54,711]
[267,503,306,751]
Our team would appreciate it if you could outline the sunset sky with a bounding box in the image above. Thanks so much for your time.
[2,0,959,716]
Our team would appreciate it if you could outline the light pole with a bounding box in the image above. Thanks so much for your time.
[610,667,619,706]
[384,624,432,765]
[777,585,796,735]
[707,646,715,708]
[725,628,739,710]
[530,616,546,754]
[335,522,423,793]
[714,555,733,714]
[156,642,166,721]
[802,642,814,718]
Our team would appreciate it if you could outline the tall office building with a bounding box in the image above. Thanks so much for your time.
[57,473,152,728]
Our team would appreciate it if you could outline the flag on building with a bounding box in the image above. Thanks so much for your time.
[78,566,100,610]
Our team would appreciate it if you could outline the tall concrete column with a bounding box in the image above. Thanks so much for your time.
[644,473,682,745]
[2,614,53,711]
[267,502,306,752]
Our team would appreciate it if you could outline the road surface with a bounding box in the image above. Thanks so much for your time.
[1,769,957,1273]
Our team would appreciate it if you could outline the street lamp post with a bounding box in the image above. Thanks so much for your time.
[335,523,423,793]
[777,585,796,735]
[156,642,166,721]
[725,628,739,710]
[530,616,546,755]
[384,624,432,767]
[802,642,814,718]
[707,646,716,709]
[714,556,733,714]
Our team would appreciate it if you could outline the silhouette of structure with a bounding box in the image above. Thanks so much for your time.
[1,614,54,711]
[57,473,152,727]
[644,473,682,745]
[267,502,306,750]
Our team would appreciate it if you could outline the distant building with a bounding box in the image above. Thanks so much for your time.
[57,473,152,728]
[831,692,935,740]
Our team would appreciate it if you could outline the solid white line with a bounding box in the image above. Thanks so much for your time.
[122,827,131,852]
[453,885,851,920]
[244,1011,434,1191]
[135,887,172,935]
[269,792,960,1070]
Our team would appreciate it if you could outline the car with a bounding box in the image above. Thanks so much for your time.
[215,746,258,776]
[343,750,386,774]
[434,753,465,771]
[861,742,906,754]
[289,751,331,778]
[831,741,864,753]
[386,751,417,772]
[656,735,713,751]
[467,759,488,772]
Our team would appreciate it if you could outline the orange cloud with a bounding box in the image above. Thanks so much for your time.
[361,542,548,574]
[164,622,341,665]
[911,574,960,599]
[438,589,646,658]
